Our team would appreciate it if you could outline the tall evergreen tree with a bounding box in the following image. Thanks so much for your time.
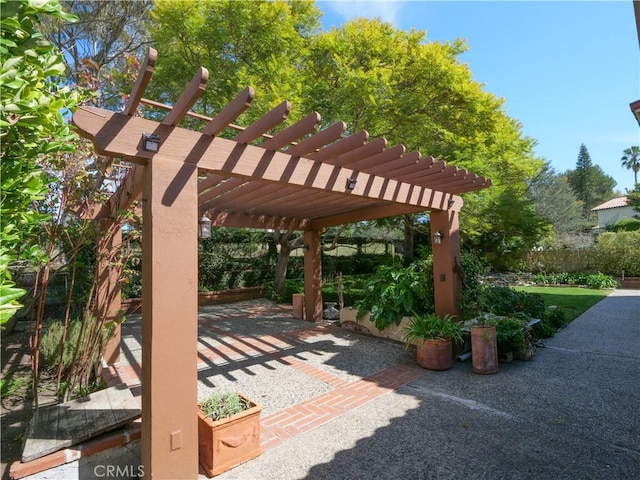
[569,144,594,217]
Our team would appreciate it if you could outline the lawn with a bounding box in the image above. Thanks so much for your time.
[515,286,612,323]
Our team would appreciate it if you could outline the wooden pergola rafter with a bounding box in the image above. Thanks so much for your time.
[73,48,492,480]
[75,48,490,230]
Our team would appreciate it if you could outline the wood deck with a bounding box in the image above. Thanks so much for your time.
[21,384,140,462]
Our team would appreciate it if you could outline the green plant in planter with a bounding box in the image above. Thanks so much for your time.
[477,313,536,359]
[493,316,528,352]
[200,392,250,421]
[403,313,464,345]
[356,261,433,331]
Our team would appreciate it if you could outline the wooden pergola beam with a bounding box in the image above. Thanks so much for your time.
[381,155,434,177]
[72,107,458,213]
[329,137,388,167]
[285,121,346,157]
[206,210,308,230]
[310,203,431,229]
[307,130,369,162]
[197,173,228,193]
[344,144,405,171]
[232,101,291,144]
[162,67,209,126]
[123,48,157,116]
[259,112,321,151]
[202,87,255,136]
[198,178,246,209]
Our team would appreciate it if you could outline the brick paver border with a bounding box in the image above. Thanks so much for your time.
[112,318,427,453]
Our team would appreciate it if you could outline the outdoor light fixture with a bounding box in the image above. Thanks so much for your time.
[141,133,161,152]
[448,198,455,208]
[433,230,444,245]
[303,244,310,252]
[346,177,357,190]
[198,214,211,239]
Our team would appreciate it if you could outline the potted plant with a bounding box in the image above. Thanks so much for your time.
[468,315,499,375]
[403,313,464,371]
[197,391,262,477]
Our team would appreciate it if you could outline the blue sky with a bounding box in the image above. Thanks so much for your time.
[317,0,640,194]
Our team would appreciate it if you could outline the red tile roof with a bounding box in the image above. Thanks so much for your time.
[591,197,628,211]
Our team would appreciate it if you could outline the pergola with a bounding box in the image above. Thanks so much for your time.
[73,48,491,479]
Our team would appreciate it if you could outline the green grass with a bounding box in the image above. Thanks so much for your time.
[0,370,31,398]
[515,286,612,323]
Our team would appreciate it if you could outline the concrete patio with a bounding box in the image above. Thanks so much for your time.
[120,291,639,479]
[12,289,639,479]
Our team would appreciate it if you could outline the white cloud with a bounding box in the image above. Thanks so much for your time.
[321,0,407,26]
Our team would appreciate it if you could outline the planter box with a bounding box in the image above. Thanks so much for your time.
[339,307,410,344]
[197,395,262,477]
[122,287,266,314]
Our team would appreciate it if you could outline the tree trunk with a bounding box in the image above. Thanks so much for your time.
[274,242,292,297]
[403,215,415,263]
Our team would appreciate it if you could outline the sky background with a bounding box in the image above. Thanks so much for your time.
[317,0,640,195]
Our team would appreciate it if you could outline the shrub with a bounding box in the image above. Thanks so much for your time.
[200,392,250,421]
[530,272,618,289]
[481,286,545,319]
[355,260,433,331]
[544,307,568,330]
[458,251,488,320]
[592,231,640,277]
[39,316,107,374]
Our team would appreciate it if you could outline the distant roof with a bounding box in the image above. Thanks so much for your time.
[591,197,628,211]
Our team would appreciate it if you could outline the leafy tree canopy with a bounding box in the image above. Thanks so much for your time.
[146,4,545,257]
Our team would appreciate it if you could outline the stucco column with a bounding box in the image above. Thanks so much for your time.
[141,158,198,479]
[97,219,122,364]
[431,204,463,321]
[303,230,323,322]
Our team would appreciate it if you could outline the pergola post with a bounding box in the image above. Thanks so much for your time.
[431,208,463,321]
[303,230,323,322]
[141,159,199,479]
[97,219,122,364]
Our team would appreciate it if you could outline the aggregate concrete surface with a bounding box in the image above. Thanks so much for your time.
[214,290,640,480]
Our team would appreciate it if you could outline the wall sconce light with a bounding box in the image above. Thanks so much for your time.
[433,230,444,245]
[448,198,455,208]
[303,244,310,252]
[198,214,211,239]
[346,177,357,190]
[142,133,161,152]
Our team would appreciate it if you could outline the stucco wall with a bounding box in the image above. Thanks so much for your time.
[596,206,636,226]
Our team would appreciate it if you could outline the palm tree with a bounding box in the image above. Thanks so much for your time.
[621,146,640,186]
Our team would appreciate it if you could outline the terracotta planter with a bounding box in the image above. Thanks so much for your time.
[197,395,262,477]
[470,326,498,375]
[416,338,454,371]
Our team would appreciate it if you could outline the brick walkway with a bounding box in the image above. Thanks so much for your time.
[105,300,428,453]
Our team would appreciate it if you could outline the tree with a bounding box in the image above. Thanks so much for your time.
[567,144,616,220]
[621,146,640,186]
[40,0,152,73]
[148,0,321,124]
[147,7,547,279]
[0,0,78,326]
[527,163,587,236]
[627,185,640,216]
[149,0,324,296]
[569,144,594,217]
[301,18,545,259]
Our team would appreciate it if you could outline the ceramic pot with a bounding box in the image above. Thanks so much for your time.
[470,326,498,375]
[416,338,453,371]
